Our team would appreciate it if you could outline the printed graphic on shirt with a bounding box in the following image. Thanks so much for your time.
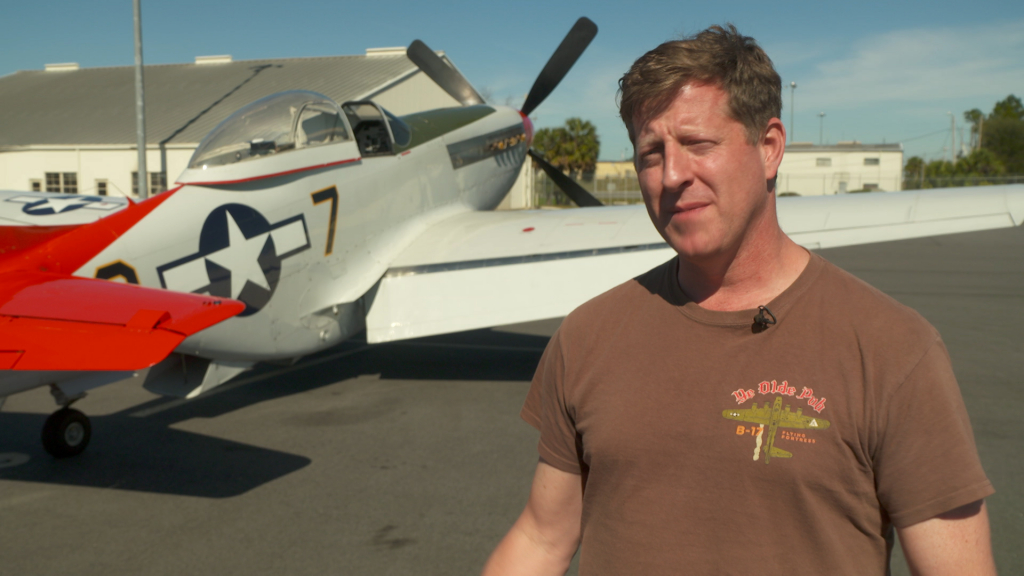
[722,381,831,464]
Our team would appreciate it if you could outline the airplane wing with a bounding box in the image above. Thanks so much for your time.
[722,406,772,425]
[366,185,1024,343]
[777,411,831,430]
[0,271,244,370]
[0,190,129,226]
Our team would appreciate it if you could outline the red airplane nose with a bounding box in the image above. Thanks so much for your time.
[518,111,534,147]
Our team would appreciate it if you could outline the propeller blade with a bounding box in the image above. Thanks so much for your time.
[406,40,485,107]
[528,149,603,207]
[520,17,598,117]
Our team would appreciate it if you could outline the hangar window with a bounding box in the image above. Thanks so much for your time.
[132,172,167,195]
[816,158,832,167]
[45,172,77,193]
[864,158,880,166]
[30,179,41,192]
[188,91,352,169]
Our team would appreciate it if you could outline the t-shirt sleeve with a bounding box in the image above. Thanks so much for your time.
[521,328,583,475]
[873,338,994,528]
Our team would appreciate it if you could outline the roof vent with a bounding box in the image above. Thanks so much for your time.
[366,47,407,57]
[195,55,233,65]
[44,63,80,72]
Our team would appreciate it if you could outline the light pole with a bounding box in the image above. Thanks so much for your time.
[789,82,796,142]
[947,111,956,162]
[133,0,148,199]
[818,112,826,145]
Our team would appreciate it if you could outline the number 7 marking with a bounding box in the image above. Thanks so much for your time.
[310,186,338,256]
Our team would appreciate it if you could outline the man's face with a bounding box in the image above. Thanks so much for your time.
[633,83,778,263]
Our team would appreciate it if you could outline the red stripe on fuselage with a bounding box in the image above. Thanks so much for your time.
[0,187,181,276]
[180,156,361,187]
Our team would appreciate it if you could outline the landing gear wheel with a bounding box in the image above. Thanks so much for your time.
[41,408,91,458]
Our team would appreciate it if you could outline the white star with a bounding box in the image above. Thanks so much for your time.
[32,197,90,213]
[205,211,273,299]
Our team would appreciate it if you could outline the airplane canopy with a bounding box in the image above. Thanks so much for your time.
[187,91,352,170]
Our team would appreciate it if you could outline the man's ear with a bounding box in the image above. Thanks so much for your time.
[761,118,786,183]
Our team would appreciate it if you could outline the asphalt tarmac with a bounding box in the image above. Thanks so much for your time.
[1,224,1021,575]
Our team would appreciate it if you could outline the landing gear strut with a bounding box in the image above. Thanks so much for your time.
[41,408,91,458]
[42,384,91,458]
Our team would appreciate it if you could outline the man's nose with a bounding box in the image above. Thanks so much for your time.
[662,143,694,192]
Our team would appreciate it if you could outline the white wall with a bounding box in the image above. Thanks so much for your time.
[496,160,533,210]
[777,148,903,196]
[0,146,195,197]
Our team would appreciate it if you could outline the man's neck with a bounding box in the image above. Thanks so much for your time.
[676,225,810,312]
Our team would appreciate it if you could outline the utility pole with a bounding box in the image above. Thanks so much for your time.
[818,112,826,145]
[134,0,148,199]
[789,82,797,142]
[947,111,955,162]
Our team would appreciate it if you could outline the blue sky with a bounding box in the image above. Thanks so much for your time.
[2,0,1022,162]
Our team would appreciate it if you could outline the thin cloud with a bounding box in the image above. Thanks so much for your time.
[798,20,1024,109]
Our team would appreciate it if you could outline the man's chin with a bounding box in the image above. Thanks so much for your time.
[663,230,723,262]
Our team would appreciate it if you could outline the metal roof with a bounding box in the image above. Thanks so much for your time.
[786,143,903,153]
[0,54,423,148]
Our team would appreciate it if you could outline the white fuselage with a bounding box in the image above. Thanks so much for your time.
[73,106,527,362]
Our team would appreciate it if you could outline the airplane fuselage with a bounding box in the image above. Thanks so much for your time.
[71,104,528,362]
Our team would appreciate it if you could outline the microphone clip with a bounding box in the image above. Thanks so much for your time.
[752,305,777,333]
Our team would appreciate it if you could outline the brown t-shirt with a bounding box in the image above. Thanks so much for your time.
[521,253,993,575]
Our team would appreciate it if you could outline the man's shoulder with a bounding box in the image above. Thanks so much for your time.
[810,254,939,342]
[562,257,676,331]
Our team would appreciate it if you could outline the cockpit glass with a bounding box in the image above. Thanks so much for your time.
[384,109,411,147]
[188,91,351,170]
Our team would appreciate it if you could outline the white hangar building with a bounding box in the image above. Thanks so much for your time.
[0,51,532,207]
[777,142,904,196]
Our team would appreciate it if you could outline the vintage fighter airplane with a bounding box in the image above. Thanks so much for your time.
[1,17,1023,458]
[724,397,831,464]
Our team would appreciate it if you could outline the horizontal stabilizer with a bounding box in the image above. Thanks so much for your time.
[0,190,129,226]
[769,447,793,459]
[0,271,244,370]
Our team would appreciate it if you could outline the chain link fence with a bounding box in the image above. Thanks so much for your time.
[534,173,644,206]
[902,174,1024,190]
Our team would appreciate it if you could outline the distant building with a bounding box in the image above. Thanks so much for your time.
[777,142,903,196]
[0,50,467,198]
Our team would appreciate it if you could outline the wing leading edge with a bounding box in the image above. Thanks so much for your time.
[366,186,1024,343]
[0,271,244,371]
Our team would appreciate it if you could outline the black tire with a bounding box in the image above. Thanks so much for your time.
[41,408,91,458]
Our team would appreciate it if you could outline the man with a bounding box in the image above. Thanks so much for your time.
[482,25,996,575]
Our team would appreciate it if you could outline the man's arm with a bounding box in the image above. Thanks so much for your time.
[897,499,996,576]
[481,461,583,576]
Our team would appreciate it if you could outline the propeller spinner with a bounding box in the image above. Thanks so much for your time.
[407,17,603,207]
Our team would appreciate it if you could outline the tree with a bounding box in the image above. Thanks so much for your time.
[955,148,1005,177]
[991,95,1024,121]
[964,108,984,150]
[904,156,925,188]
[983,117,1024,174]
[532,118,600,180]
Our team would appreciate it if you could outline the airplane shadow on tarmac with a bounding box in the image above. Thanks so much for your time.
[0,326,551,498]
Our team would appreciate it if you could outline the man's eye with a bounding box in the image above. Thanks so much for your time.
[688,141,715,153]
[638,151,662,166]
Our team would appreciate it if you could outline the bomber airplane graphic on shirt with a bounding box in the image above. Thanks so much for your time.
[723,397,831,464]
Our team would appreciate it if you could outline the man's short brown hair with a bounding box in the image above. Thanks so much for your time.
[618,24,781,145]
